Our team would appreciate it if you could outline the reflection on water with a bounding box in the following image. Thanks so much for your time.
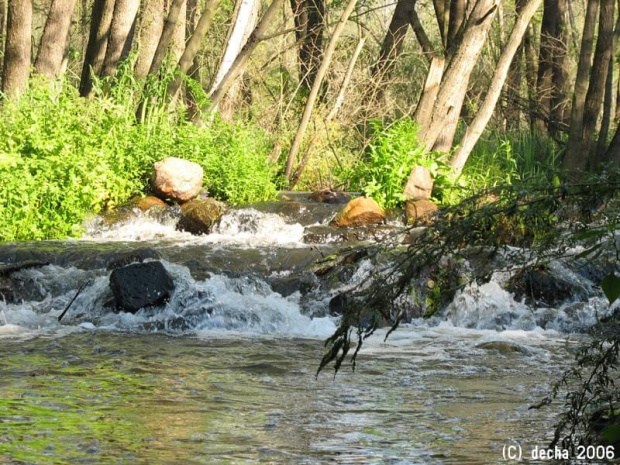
[0,328,573,464]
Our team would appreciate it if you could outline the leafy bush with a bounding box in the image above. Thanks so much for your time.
[0,76,276,241]
[347,119,426,209]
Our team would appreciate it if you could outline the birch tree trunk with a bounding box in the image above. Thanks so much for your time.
[450,0,543,175]
[2,0,32,97]
[208,0,285,109]
[210,0,260,118]
[0,0,5,77]
[34,0,77,79]
[135,0,165,77]
[101,0,141,77]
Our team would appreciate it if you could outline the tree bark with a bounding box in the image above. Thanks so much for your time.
[579,0,615,165]
[0,0,5,76]
[135,0,165,77]
[417,0,499,153]
[505,0,528,130]
[101,0,140,77]
[372,0,415,82]
[450,0,543,175]
[447,0,466,50]
[171,0,187,61]
[34,0,77,79]
[80,0,115,96]
[564,0,615,171]
[2,0,32,97]
[603,125,620,165]
[208,0,285,109]
[535,0,569,135]
[595,27,617,160]
[562,0,599,169]
[147,0,185,76]
[284,0,359,180]
[432,0,449,47]
[167,0,221,101]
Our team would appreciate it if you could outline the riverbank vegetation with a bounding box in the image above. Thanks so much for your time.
[0,0,618,241]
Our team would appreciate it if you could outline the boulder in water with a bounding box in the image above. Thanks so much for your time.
[136,195,168,211]
[403,165,433,200]
[177,198,225,235]
[405,199,438,225]
[507,265,581,307]
[152,157,203,203]
[109,261,174,313]
[475,341,532,356]
[330,197,385,228]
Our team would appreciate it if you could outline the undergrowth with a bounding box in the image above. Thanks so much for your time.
[0,74,277,241]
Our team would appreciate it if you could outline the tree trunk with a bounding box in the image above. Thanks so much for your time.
[450,0,543,175]
[417,0,499,153]
[372,0,415,82]
[134,0,165,78]
[603,124,620,165]
[101,0,140,77]
[34,0,77,79]
[2,0,32,97]
[595,26,617,160]
[432,0,449,47]
[167,0,221,102]
[147,0,185,76]
[0,0,7,77]
[579,0,615,165]
[447,0,466,50]
[208,0,285,109]
[562,0,599,169]
[79,0,115,96]
[301,0,325,90]
[564,0,615,171]
[171,0,186,61]
[535,0,569,135]
[505,0,528,130]
[210,0,260,118]
[284,0,359,181]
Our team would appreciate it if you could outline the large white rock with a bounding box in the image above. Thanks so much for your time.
[151,157,203,203]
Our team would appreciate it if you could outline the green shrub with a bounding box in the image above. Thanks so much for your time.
[348,118,461,209]
[0,76,276,241]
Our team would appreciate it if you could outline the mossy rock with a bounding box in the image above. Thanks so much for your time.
[176,198,225,235]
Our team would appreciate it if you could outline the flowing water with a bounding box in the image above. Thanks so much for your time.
[0,196,610,464]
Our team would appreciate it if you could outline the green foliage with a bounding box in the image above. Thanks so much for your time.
[348,119,429,209]
[462,129,560,188]
[0,74,276,241]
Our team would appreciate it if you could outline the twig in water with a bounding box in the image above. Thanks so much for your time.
[58,279,92,322]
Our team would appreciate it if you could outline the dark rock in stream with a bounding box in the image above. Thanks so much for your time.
[109,261,174,313]
[270,273,318,297]
[506,264,589,307]
[329,293,348,316]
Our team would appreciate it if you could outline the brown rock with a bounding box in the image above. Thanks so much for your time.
[403,165,433,200]
[177,198,224,235]
[308,188,351,204]
[405,199,438,225]
[330,197,386,228]
[152,157,204,203]
[137,195,167,211]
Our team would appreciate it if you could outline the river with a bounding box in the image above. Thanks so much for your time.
[0,196,605,463]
